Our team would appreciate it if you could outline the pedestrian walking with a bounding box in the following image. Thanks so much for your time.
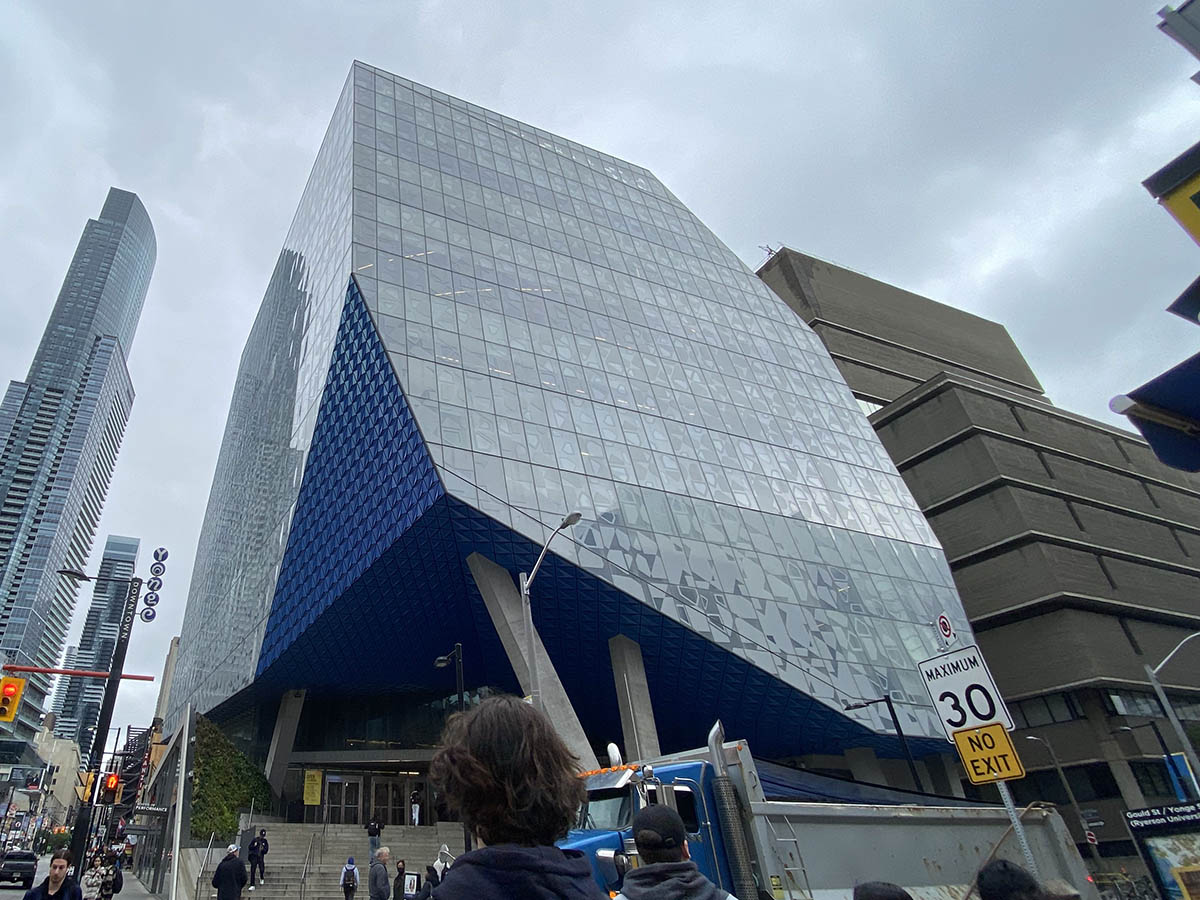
[212,844,248,900]
[614,804,735,900]
[247,829,269,888]
[366,818,384,859]
[393,860,406,899]
[370,847,392,900]
[22,850,82,900]
[426,694,606,900]
[80,854,121,900]
[341,857,361,900]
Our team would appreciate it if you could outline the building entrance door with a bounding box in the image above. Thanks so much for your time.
[325,776,362,825]
[372,777,432,826]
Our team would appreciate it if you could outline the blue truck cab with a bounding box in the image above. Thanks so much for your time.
[561,756,737,897]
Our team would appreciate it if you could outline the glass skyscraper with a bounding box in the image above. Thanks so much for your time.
[53,535,139,764]
[0,189,155,738]
[168,62,967,765]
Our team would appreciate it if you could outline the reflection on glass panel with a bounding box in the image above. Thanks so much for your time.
[171,62,969,744]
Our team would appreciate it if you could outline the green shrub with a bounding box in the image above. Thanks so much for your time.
[190,716,272,840]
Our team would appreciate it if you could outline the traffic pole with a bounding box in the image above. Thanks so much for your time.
[997,781,1039,879]
[68,577,141,875]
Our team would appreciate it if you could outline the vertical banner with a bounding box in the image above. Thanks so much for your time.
[303,770,323,806]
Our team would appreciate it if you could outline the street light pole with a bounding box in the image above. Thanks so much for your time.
[1146,632,1200,796]
[519,512,581,711]
[1025,735,1102,867]
[844,696,924,792]
[435,643,470,855]
[58,570,142,875]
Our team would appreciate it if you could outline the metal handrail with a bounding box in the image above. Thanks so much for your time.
[194,832,216,900]
[299,833,317,900]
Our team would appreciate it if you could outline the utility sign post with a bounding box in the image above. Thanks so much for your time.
[918,643,1036,877]
[918,644,1013,739]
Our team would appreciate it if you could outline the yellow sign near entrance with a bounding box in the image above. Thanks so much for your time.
[303,769,323,805]
[952,722,1025,785]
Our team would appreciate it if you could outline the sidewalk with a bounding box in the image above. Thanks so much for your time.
[118,869,155,898]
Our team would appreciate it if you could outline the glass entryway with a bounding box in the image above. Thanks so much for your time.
[325,775,362,824]
[371,777,431,826]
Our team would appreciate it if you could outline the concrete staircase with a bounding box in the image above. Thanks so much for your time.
[199,823,465,900]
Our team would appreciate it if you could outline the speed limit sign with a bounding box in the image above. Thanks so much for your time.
[918,644,1013,741]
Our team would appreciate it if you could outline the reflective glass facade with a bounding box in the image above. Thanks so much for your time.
[168,62,969,753]
[0,189,155,737]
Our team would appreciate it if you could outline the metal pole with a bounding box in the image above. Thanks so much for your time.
[1145,662,1200,796]
[454,644,471,854]
[519,572,540,711]
[1028,735,1101,867]
[169,704,191,900]
[882,695,924,792]
[997,780,1040,879]
[70,576,141,874]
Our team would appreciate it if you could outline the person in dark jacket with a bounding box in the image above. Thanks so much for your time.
[366,819,384,860]
[23,850,82,900]
[426,695,606,900]
[853,883,913,900]
[614,805,735,900]
[212,844,248,900]
[393,860,406,899]
[370,847,392,900]
[247,829,269,887]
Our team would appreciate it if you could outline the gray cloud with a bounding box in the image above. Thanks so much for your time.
[1,1,1196,737]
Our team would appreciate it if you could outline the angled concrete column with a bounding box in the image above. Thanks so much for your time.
[467,552,599,769]
[265,689,306,798]
[845,747,887,785]
[608,634,661,761]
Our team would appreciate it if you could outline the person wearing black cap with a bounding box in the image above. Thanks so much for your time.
[615,805,737,900]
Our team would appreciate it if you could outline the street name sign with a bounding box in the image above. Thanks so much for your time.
[919,644,1013,740]
[952,723,1026,785]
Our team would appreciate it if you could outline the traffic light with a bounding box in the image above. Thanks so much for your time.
[75,771,96,802]
[101,773,120,804]
[0,677,26,722]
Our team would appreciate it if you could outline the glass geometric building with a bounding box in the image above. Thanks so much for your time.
[167,62,969,809]
[0,189,155,738]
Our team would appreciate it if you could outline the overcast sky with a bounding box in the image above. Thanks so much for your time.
[1,2,1198,741]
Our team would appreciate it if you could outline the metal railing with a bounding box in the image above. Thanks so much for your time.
[194,832,216,900]
[299,832,317,900]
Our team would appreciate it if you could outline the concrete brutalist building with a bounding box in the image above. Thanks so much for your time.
[759,247,1200,866]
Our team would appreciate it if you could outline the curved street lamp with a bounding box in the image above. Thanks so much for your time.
[519,512,581,711]
[1145,632,1200,797]
[1024,734,1101,867]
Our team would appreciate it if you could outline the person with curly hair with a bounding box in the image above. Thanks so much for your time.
[427,695,606,900]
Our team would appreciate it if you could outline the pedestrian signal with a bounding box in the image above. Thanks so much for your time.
[76,771,96,802]
[0,677,26,722]
[101,773,120,804]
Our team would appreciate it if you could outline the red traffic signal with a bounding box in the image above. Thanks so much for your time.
[104,774,119,791]
[2,683,17,698]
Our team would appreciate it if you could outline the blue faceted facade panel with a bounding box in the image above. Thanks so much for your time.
[348,63,966,740]
[258,278,444,674]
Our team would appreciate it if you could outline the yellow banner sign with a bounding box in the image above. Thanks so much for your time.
[952,722,1025,785]
[303,769,323,806]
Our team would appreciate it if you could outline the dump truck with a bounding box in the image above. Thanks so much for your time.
[561,722,1097,900]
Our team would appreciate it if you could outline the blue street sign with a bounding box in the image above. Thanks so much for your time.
[153,548,168,562]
